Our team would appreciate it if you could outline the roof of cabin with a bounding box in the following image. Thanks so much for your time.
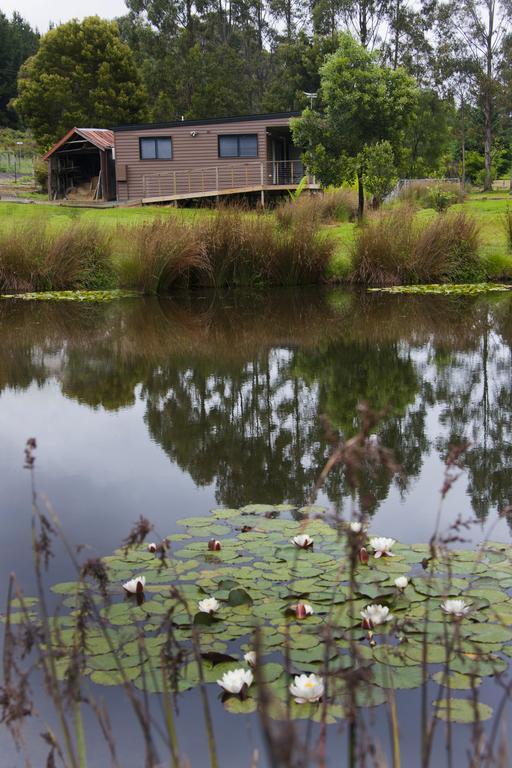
[42,128,114,160]
[112,111,301,133]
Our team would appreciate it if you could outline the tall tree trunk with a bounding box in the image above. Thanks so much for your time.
[357,170,365,219]
[483,0,494,191]
[393,0,400,69]
[483,88,493,191]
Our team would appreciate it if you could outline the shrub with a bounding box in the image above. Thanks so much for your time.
[397,181,465,207]
[425,186,456,213]
[34,159,48,192]
[351,206,482,285]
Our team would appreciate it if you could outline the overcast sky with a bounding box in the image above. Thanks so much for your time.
[1,0,128,31]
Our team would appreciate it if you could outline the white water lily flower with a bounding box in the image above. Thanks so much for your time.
[217,668,253,694]
[122,575,146,594]
[370,536,396,558]
[289,673,324,704]
[291,534,313,548]
[360,604,394,627]
[394,576,408,590]
[350,522,363,533]
[244,651,257,667]
[441,599,471,617]
[198,597,220,614]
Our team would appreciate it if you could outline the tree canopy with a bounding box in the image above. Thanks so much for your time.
[13,17,148,148]
[292,34,419,215]
[0,11,38,128]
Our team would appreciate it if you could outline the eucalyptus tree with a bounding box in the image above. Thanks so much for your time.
[438,0,512,190]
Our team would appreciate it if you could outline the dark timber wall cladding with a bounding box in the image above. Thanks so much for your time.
[113,113,300,201]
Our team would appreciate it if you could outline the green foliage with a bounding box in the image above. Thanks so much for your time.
[426,186,456,213]
[0,11,38,127]
[291,34,418,216]
[362,142,397,206]
[13,17,148,148]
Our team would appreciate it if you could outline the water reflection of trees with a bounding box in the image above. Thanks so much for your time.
[1,290,512,522]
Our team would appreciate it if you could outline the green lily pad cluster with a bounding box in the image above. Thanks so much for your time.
[0,290,141,302]
[13,506,512,724]
[368,283,512,295]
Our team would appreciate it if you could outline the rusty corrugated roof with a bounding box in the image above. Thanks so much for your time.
[42,127,114,160]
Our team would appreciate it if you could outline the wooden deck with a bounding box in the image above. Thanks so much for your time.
[141,182,320,205]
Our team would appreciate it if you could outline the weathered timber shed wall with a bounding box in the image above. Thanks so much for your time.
[43,128,116,201]
[113,112,302,202]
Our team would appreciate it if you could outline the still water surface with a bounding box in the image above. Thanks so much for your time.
[1,288,511,766]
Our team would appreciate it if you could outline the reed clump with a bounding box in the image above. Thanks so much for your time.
[0,221,114,292]
[117,218,207,293]
[275,188,358,227]
[351,207,482,285]
[119,208,334,292]
[502,206,512,251]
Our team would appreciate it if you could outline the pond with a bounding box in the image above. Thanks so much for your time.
[0,288,511,767]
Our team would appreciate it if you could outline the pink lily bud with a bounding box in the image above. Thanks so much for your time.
[359,547,369,565]
[208,539,221,551]
[361,617,372,630]
[295,603,307,619]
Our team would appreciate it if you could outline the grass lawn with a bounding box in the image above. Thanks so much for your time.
[0,201,206,228]
[1,192,511,282]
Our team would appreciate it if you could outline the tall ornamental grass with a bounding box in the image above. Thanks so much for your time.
[0,221,114,292]
[120,208,334,292]
[275,188,358,227]
[351,207,482,285]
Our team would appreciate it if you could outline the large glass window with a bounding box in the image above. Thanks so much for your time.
[218,134,258,158]
[140,137,172,160]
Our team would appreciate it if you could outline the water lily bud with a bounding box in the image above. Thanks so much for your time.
[147,542,157,553]
[369,637,377,648]
[350,521,363,534]
[359,547,369,565]
[123,576,146,595]
[395,576,408,590]
[208,539,221,551]
[295,603,307,619]
[361,617,372,630]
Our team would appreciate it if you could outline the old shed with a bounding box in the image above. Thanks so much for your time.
[43,128,116,201]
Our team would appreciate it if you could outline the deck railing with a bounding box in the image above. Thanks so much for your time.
[142,160,313,199]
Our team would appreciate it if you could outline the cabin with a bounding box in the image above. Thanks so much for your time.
[44,112,318,205]
[113,111,318,204]
[43,128,116,202]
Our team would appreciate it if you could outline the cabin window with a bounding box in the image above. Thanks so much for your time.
[218,134,258,158]
[139,137,172,160]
